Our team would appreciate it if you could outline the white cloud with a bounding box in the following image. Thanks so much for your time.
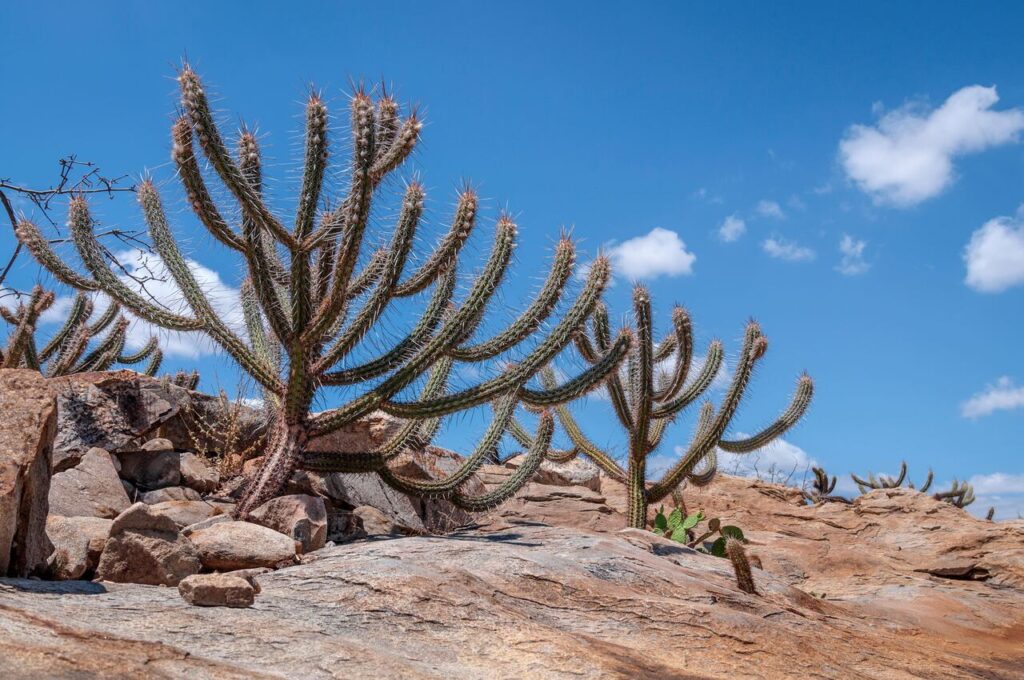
[661,438,815,485]
[968,472,1024,495]
[839,85,1024,207]
[756,200,785,219]
[37,295,76,325]
[605,228,696,280]
[40,249,244,359]
[836,234,870,275]
[762,237,816,262]
[961,376,1024,419]
[964,207,1024,293]
[717,215,746,243]
[964,473,1024,520]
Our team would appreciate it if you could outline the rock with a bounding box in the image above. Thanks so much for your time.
[187,520,299,570]
[95,502,200,586]
[222,567,267,593]
[140,486,202,504]
[147,500,221,529]
[116,438,181,490]
[294,446,484,535]
[181,514,232,536]
[48,447,131,519]
[505,453,602,491]
[353,505,399,536]
[44,515,89,580]
[326,509,366,543]
[1,521,1020,678]
[178,573,256,608]
[61,516,112,572]
[305,410,405,455]
[49,370,192,472]
[248,494,327,553]
[0,369,56,577]
[179,452,219,492]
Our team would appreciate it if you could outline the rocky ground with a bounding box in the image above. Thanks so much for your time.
[1,369,1023,679]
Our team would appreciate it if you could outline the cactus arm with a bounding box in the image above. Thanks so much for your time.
[591,304,635,431]
[171,117,245,252]
[345,247,387,300]
[646,324,766,503]
[369,114,421,186]
[313,183,423,371]
[725,538,757,595]
[66,199,202,330]
[321,266,455,385]
[519,331,631,407]
[86,301,121,335]
[378,392,517,496]
[139,182,282,393]
[374,96,400,156]
[653,306,693,401]
[573,328,600,363]
[552,403,627,481]
[294,96,328,241]
[46,321,91,376]
[918,469,934,493]
[142,347,163,376]
[178,67,298,251]
[449,410,554,512]
[892,461,908,487]
[630,286,654,460]
[381,256,612,419]
[717,374,814,452]
[3,286,53,368]
[393,190,476,297]
[74,317,128,372]
[38,293,89,362]
[23,336,40,371]
[14,218,100,292]
[651,340,724,419]
[116,336,158,365]
[451,237,574,362]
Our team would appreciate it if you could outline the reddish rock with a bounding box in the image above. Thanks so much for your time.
[48,447,131,518]
[95,502,200,586]
[178,573,256,608]
[248,494,327,553]
[187,520,298,570]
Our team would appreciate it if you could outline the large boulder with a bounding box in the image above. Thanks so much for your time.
[0,369,56,576]
[48,447,131,518]
[48,371,192,472]
[95,502,200,586]
[179,452,219,492]
[44,515,90,580]
[61,515,112,573]
[505,453,602,491]
[248,494,327,553]
[187,520,298,570]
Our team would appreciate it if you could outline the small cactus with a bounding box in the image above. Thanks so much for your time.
[850,461,933,494]
[805,466,850,504]
[725,537,757,595]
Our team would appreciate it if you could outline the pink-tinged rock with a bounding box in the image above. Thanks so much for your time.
[0,369,56,577]
[187,520,299,570]
[178,573,256,608]
[95,502,200,586]
[48,447,131,519]
[179,452,219,492]
[248,494,327,553]
[44,515,89,580]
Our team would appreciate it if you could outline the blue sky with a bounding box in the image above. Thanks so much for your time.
[2,2,1022,517]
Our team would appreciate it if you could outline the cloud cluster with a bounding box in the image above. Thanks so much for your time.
[960,376,1024,419]
[717,215,746,242]
[756,200,785,219]
[762,237,816,262]
[836,234,869,275]
[840,85,1024,207]
[605,228,696,280]
[964,208,1024,293]
[40,249,244,359]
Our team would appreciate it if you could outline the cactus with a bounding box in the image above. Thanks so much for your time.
[933,479,975,508]
[0,286,162,376]
[850,462,933,494]
[985,506,995,521]
[521,284,813,528]
[725,537,757,595]
[13,65,628,518]
[170,369,200,390]
[805,466,850,504]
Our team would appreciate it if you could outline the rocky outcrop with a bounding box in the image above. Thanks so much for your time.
[43,515,89,580]
[0,370,55,577]
[179,452,219,492]
[187,520,299,570]
[95,502,200,586]
[116,437,181,489]
[177,573,256,608]
[249,494,327,553]
[47,447,131,518]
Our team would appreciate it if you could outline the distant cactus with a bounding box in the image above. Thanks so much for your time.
[13,65,628,518]
[933,479,975,508]
[850,461,933,494]
[985,506,995,521]
[0,286,162,376]
[521,285,813,528]
[805,466,850,504]
[170,369,200,390]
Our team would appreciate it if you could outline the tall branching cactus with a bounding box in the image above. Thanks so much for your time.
[0,285,162,376]
[13,65,628,518]
[519,284,813,528]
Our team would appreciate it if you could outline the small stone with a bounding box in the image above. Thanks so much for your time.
[178,573,255,608]
[45,516,90,580]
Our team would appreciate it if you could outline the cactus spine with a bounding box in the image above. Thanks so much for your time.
[13,66,628,517]
[0,286,162,376]
[526,284,813,529]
